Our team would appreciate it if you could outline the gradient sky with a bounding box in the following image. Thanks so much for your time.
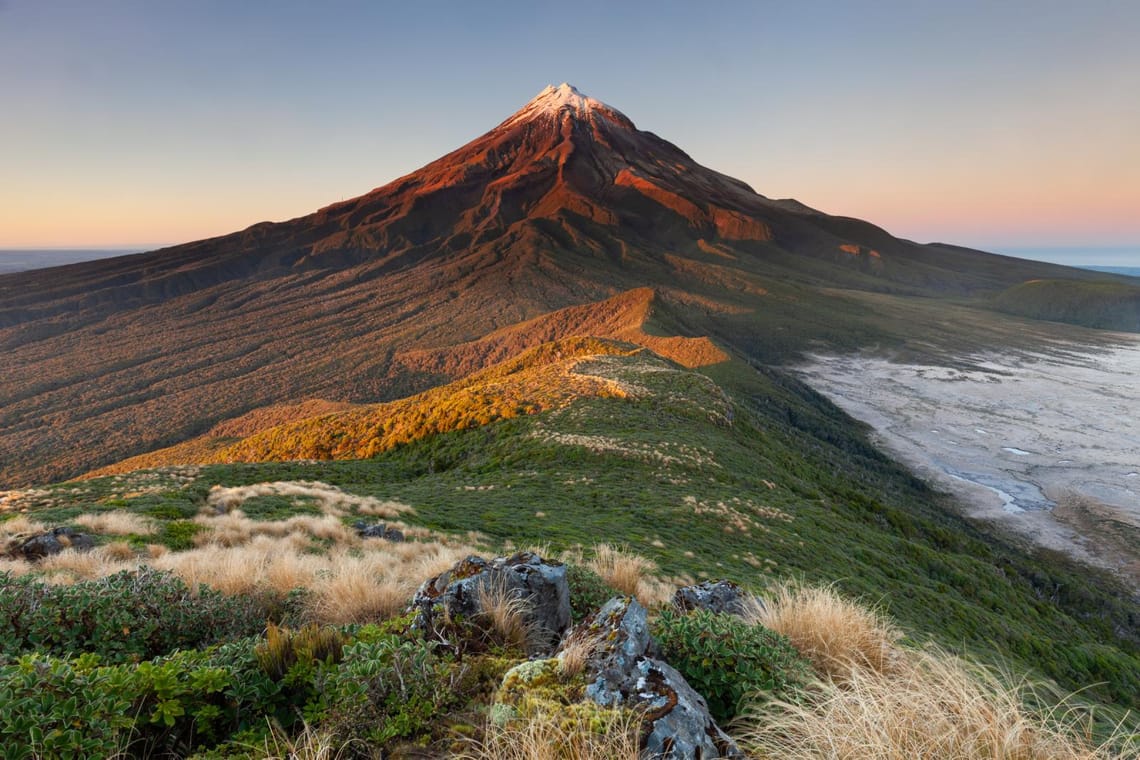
[1,0,1137,264]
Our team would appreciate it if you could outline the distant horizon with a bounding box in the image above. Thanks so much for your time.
[2,242,1137,274]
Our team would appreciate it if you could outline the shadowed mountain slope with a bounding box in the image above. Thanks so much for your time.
[0,84,1126,487]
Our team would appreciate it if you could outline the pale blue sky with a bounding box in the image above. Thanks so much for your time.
[1,0,1137,263]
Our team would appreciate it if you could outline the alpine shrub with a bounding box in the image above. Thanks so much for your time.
[565,563,621,624]
[652,608,811,722]
[0,654,135,759]
[0,568,266,662]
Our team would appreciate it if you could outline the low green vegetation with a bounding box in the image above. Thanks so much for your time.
[2,342,1138,755]
[0,569,265,663]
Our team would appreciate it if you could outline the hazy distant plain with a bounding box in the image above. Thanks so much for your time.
[0,249,143,274]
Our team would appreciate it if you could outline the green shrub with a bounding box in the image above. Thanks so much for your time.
[201,636,288,737]
[0,639,302,758]
[126,650,233,754]
[652,609,811,722]
[0,654,135,759]
[158,518,204,550]
[316,634,465,747]
[0,568,265,663]
[565,563,621,623]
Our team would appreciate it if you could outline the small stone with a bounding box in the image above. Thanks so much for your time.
[672,579,755,617]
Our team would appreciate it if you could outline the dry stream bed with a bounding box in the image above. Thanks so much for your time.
[796,339,1140,592]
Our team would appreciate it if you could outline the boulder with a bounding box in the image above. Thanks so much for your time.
[409,552,570,655]
[672,579,755,617]
[575,597,743,758]
[353,520,405,542]
[10,527,96,561]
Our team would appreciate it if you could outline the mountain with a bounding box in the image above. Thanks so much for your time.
[0,83,1127,487]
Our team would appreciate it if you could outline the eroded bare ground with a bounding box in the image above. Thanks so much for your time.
[795,338,1140,592]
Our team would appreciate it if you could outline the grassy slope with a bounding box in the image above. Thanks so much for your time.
[992,279,1140,332]
[13,343,1140,712]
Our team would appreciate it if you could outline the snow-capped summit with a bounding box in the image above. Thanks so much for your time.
[500,83,630,129]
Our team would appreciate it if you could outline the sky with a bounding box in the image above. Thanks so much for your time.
[1,0,1137,265]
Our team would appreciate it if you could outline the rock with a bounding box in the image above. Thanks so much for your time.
[575,596,743,758]
[672,579,755,617]
[11,527,96,561]
[353,520,405,542]
[409,551,570,655]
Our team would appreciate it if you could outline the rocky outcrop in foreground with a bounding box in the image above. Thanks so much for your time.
[413,552,743,759]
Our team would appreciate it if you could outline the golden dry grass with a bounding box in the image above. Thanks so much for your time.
[582,543,667,607]
[192,511,357,548]
[739,646,1135,760]
[0,556,35,577]
[0,478,485,625]
[0,514,48,542]
[461,706,641,760]
[556,627,601,679]
[36,546,136,584]
[749,581,902,683]
[205,481,412,519]
[99,540,137,561]
[150,534,477,624]
[475,577,534,651]
[258,719,361,760]
[73,510,157,536]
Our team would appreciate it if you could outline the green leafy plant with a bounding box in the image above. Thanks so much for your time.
[0,654,135,759]
[565,563,621,624]
[652,608,811,722]
[158,518,204,550]
[0,568,265,663]
[316,633,467,746]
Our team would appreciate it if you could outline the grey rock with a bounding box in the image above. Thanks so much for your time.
[576,596,743,759]
[10,527,96,561]
[672,579,755,617]
[353,520,405,542]
[409,551,570,655]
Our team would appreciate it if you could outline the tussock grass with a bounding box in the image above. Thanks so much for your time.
[151,534,477,623]
[259,720,357,760]
[73,510,157,536]
[307,552,417,625]
[461,706,641,760]
[556,626,601,679]
[749,581,902,683]
[192,511,357,547]
[475,576,534,651]
[739,646,1136,759]
[0,514,48,544]
[99,540,137,561]
[36,546,135,583]
[0,556,35,576]
[206,481,411,519]
[582,543,668,607]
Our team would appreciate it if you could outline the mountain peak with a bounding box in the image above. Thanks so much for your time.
[533,82,592,110]
[501,82,631,130]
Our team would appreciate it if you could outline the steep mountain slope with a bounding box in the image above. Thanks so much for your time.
[0,83,1127,487]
